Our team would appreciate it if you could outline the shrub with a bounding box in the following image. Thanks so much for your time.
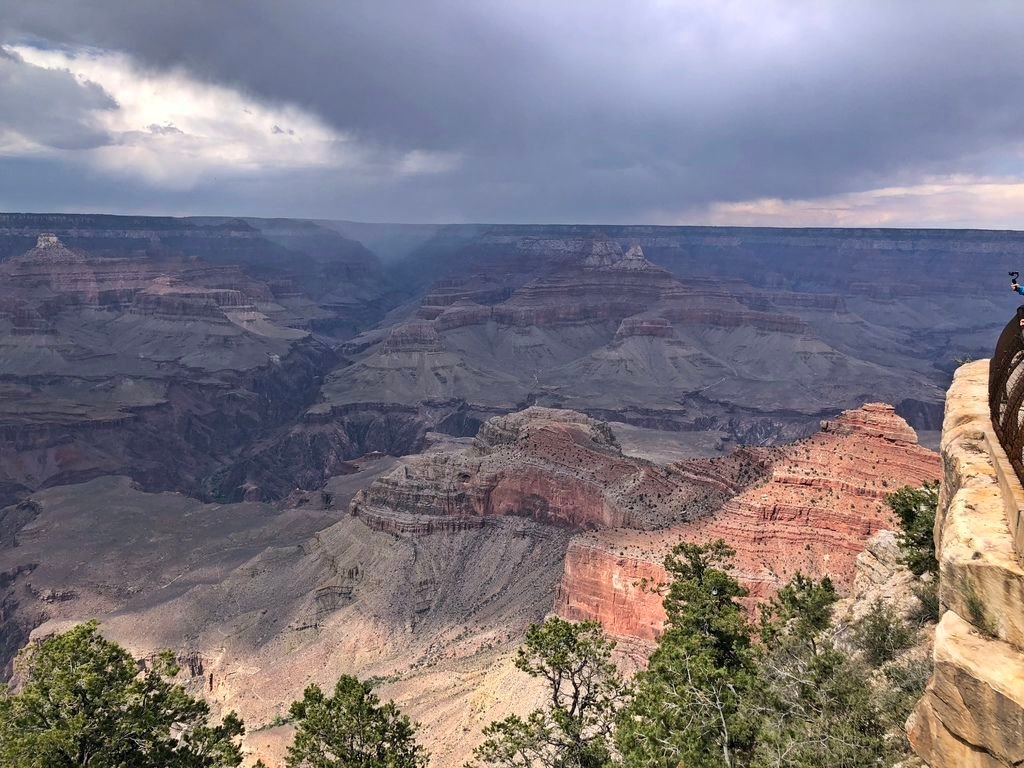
[0,621,244,767]
[286,675,427,768]
[909,579,940,625]
[852,601,916,667]
[885,482,939,576]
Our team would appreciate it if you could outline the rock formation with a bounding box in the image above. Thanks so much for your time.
[350,404,939,644]
[556,403,941,640]
[319,238,944,468]
[1,214,1018,766]
[0,220,391,507]
[907,361,1024,768]
[350,407,741,535]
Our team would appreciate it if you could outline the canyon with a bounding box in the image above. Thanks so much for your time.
[1,403,939,765]
[0,213,1015,765]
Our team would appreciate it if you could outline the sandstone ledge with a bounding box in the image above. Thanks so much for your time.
[934,361,1024,649]
[908,359,1024,768]
[910,612,1024,767]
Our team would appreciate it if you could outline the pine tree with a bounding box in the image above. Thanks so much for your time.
[0,621,244,767]
[286,675,428,768]
[616,540,758,768]
[472,617,625,768]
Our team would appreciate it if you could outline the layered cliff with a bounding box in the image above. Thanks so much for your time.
[556,403,941,640]
[0,231,382,506]
[908,361,1024,768]
[350,407,746,535]
[348,403,940,645]
[321,238,943,457]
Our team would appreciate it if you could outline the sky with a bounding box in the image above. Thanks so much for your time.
[1,0,1023,227]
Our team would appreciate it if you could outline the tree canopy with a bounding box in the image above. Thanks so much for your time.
[886,482,940,576]
[472,617,625,768]
[0,621,243,768]
[286,675,428,768]
[616,539,758,768]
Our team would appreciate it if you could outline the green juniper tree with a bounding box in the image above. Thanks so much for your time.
[751,574,891,768]
[885,482,940,576]
[286,675,427,768]
[616,540,758,768]
[886,482,942,625]
[851,600,916,668]
[472,617,626,768]
[0,621,244,768]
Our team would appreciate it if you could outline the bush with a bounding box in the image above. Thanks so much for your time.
[852,601,916,667]
[0,621,244,767]
[885,482,939,576]
[909,579,940,625]
[876,657,934,753]
[752,574,892,768]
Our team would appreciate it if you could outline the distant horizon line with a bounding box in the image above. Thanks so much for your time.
[0,210,1022,235]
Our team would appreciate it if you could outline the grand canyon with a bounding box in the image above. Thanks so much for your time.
[0,213,1014,764]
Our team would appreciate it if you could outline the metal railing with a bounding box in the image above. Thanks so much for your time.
[990,312,1024,487]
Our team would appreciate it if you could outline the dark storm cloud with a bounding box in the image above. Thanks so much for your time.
[0,1,1023,222]
[0,47,115,150]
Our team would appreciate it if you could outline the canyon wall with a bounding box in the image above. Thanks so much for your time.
[908,361,1024,767]
[556,404,941,641]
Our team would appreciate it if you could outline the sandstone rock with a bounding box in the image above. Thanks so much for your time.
[909,612,1024,767]
[556,404,940,638]
[907,695,1005,768]
[907,359,1024,768]
[855,529,904,588]
[832,528,926,627]
[932,361,1024,649]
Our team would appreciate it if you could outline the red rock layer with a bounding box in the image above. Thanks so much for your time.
[555,403,940,640]
[350,408,741,535]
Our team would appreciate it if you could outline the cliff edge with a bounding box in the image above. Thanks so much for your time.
[908,360,1024,767]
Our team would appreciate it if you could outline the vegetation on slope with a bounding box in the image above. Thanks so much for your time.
[0,484,939,768]
[0,622,244,767]
[472,480,940,767]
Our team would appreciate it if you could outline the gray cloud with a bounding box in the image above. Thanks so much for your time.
[0,1,1023,223]
[0,47,114,150]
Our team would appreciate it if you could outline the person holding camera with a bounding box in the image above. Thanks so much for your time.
[1011,272,1024,327]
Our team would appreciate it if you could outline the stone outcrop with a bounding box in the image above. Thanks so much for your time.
[352,401,939,644]
[350,408,739,535]
[908,360,1024,767]
[614,315,674,340]
[556,404,941,640]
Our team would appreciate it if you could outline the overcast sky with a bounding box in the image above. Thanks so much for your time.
[1,1,1023,227]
